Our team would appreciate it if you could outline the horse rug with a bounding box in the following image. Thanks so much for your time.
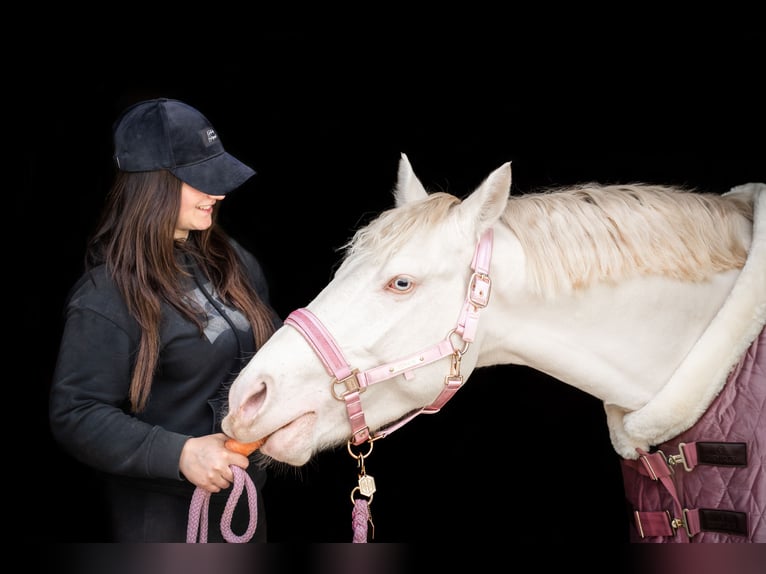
[607,183,766,543]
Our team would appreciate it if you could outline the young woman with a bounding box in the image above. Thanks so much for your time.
[49,98,280,542]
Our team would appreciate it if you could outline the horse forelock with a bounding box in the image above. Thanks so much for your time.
[343,193,461,262]
[504,183,754,299]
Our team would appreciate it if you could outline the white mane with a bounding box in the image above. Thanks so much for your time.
[345,183,754,299]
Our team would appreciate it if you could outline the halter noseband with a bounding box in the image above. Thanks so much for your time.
[284,228,494,445]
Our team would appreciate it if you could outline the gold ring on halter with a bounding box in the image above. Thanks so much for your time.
[447,329,470,355]
[350,486,374,504]
[347,438,375,460]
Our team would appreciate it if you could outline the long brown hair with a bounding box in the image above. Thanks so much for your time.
[86,170,276,412]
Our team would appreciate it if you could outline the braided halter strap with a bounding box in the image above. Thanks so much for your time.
[285,228,493,445]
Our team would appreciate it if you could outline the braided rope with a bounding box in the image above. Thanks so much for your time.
[351,498,369,543]
[187,465,258,543]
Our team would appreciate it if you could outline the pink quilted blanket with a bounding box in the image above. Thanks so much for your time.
[621,327,765,542]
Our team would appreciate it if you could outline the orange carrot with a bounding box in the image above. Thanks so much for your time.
[225,437,265,456]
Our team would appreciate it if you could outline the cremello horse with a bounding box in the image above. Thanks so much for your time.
[223,155,765,543]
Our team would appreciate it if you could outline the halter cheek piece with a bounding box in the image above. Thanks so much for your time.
[285,228,494,446]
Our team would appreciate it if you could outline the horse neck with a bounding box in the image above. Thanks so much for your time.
[476,226,741,412]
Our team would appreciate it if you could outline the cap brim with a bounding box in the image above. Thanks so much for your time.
[171,152,255,196]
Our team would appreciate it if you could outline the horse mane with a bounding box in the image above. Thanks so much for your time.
[506,183,753,298]
[344,183,754,299]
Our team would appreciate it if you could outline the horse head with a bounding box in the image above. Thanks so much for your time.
[223,154,513,465]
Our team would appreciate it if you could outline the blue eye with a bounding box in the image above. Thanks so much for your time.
[387,276,414,293]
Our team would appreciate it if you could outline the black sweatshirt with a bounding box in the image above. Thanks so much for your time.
[49,239,280,496]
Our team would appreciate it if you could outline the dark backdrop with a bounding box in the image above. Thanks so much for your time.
[18,72,764,548]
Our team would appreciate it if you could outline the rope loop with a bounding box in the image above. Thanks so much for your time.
[187,465,258,543]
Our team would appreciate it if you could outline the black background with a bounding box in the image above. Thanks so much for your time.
[14,23,765,566]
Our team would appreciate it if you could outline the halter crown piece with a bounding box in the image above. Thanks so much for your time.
[285,228,494,445]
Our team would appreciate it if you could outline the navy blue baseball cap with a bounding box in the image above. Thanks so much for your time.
[113,98,255,195]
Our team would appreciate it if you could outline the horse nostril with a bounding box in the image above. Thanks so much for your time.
[241,383,267,419]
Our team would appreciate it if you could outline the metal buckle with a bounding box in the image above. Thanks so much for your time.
[331,369,362,400]
[468,273,491,308]
[668,510,693,538]
[681,508,694,538]
[664,511,693,538]
[657,449,677,475]
[669,514,683,536]
[350,426,371,445]
[666,443,693,472]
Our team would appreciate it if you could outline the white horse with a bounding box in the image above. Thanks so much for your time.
[223,155,765,542]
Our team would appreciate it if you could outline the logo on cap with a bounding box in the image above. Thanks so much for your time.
[205,128,219,146]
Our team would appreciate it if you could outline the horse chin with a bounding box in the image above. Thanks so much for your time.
[258,412,318,466]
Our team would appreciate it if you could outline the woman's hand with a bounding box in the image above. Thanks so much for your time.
[179,433,249,493]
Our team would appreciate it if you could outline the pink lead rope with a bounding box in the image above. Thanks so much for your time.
[187,465,258,543]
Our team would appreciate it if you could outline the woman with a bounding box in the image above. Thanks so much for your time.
[49,98,280,542]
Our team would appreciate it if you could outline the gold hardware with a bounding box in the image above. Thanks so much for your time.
[347,437,378,460]
[331,369,362,400]
[358,473,376,497]
[670,517,684,533]
[350,486,374,505]
[468,272,491,308]
[673,443,693,472]
[681,509,693,537]
[665,444,692,472]
[450,351,462,377]
[666,453,684,468]
[447,329,470,356]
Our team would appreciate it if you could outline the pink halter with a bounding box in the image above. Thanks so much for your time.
[284,229,494,445]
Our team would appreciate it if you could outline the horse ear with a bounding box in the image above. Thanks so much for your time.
[394,153,429,206]
[458,162,512,233]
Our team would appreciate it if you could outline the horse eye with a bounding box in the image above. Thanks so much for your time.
[386,276,414,293]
